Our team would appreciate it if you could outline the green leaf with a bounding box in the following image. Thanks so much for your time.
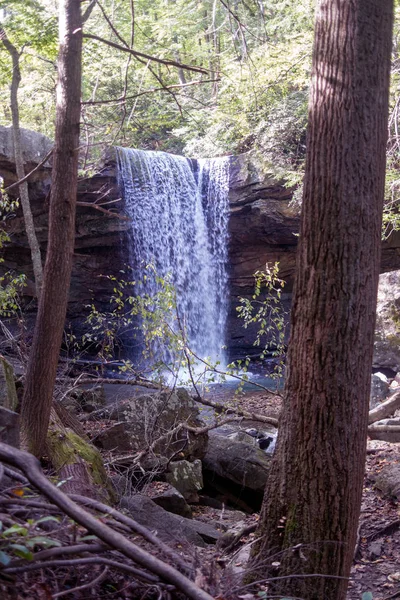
[362,593,373,600]
[2,524,28,537]
[9,544,34,560]
[0,550,11,565]
[27,536,62,548]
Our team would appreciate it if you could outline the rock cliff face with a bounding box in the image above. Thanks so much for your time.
[2,127,400,357]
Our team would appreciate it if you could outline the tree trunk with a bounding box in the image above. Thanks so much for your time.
[249,2,394,600]
[0,30,43,299]
[21,0,82,457]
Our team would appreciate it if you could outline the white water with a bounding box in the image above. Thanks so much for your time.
[116,148,230,365]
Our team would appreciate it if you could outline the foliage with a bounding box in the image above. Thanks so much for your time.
[0,193,25,317]
[0,514,61,565]
[0,0,315,181]
[230,262,287,386]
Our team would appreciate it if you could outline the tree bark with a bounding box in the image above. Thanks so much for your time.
[21,0,82,457]
[249,2,394,600]
[0,29,43,298]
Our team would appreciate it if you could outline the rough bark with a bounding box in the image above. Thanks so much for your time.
[21,0,82,456]
[250,2,394,600]
[0,29,43,298]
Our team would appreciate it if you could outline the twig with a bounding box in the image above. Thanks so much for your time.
[0,443,215,600]
[9,543,108,566]
[69,494,192,575]
[3,557,158,583]
[82,79,221,105]
[367,519,400,542]
[52,566,109,598]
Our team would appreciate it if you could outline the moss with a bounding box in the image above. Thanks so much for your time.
[46,428,114,501]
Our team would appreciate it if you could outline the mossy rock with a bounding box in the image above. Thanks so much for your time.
[47,426,114,502]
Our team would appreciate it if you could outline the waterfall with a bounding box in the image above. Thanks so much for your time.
[116,148,230,365]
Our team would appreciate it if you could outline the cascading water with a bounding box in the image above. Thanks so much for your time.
[116,147,230,365]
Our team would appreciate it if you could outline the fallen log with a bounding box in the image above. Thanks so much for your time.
[368,390,400,424]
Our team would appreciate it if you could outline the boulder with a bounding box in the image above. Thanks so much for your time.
[0,407,19,448]
[0,126,53,173]
[120,495,221,546]
[95,388,208,462]
[62,384,106,414]
[374,271,400,371]
[203,432,271,492]
[370,373,389,410]
[202,431,271,511]
[165,459,203,503]
[370,461,400,500]
[143,481,192,518]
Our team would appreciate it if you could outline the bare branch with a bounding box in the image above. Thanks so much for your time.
[82,79,220,106]
[0,442,215,600]
[3,149,53,194]
[69,494,192,575]
[83,33,210,74]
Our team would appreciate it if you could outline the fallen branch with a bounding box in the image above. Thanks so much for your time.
[69,494,191,575]
[368,425,400,434]
[108,415,244,467]
[368,390,400,424]
[193,394,279,427]
[367,519,400,541]
[77,376,161,390]
[3,556,159,583]
[0,443,214,600]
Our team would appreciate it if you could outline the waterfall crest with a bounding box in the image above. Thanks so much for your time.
[116,148,230,363]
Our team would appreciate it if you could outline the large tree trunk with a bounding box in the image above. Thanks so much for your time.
[0,30,43,298]
[21,0,82,457]
[249,2,394,600]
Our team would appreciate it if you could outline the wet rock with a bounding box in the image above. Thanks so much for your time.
[165,459,203,503]
[374,271,400,371]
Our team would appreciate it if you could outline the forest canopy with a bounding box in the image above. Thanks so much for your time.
[1,0,400,216]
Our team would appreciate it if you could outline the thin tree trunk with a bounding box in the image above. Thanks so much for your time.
[249,2,394,600]
[0,30,43,299]
[21,0,82,457]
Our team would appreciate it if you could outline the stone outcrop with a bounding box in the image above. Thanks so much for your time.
[3,127,400,356]
[94,388,208,462]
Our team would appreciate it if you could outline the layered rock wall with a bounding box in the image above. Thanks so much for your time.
[2,128,400,357]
